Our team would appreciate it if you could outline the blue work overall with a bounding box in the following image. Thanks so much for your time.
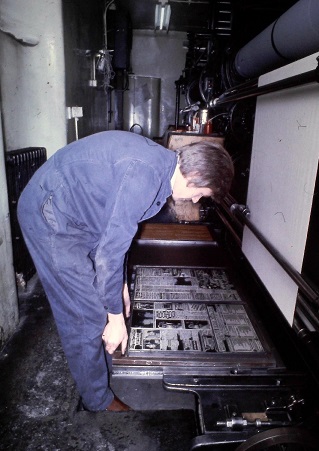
[17,131,177,411]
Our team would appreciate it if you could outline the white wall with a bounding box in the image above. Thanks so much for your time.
[0,0,67,158]
[242,53,319,325]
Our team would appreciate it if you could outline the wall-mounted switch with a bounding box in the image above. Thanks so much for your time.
[66,106,83,119]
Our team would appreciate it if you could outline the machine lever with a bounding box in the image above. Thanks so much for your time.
[216,416,288,430]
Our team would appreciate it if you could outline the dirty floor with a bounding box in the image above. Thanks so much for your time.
[0,276,197,451]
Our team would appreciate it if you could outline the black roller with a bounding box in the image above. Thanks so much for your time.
[234,0,319,79]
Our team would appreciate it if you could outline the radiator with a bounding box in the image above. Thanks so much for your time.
[6,147,47,283]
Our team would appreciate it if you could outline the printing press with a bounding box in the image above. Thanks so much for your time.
[110,3,319,448]
[2,1,319,449]
[110,199,319,449]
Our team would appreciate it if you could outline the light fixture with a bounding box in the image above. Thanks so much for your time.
[154,1,171,31]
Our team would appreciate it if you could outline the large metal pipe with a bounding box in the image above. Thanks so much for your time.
[234,0,319,79]
[214,64,319,106]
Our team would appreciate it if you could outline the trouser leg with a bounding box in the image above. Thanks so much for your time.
[17,190,114,411]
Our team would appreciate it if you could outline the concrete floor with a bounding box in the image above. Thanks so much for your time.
[0,276,197,451]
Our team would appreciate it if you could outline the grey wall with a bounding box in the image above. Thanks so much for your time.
[129,30,187,137]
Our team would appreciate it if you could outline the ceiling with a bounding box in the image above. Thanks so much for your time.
[115,0,298,37]
[116,0,212,33]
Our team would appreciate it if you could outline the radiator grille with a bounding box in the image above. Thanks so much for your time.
[6,147,47,283]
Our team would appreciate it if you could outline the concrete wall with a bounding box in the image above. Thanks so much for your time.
[0,0,67,348]
[0,0,67,158]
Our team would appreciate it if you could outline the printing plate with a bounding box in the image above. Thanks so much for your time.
[114,265,281,374]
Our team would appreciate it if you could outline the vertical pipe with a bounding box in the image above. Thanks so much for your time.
[0,106,19,348]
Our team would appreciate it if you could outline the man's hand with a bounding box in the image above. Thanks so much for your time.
[102,312,128,355]
[123,283,131,318]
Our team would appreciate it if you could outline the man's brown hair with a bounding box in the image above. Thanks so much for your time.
[176,141,234,203]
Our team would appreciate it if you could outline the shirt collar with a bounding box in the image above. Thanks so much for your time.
[170,160,179,191]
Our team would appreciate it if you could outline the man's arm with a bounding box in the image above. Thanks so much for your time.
[96,161,161,353]
[95,160,160,314]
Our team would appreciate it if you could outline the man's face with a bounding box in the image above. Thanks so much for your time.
[172,173,212,203]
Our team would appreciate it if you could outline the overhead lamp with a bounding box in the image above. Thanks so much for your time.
[154,1,171,31]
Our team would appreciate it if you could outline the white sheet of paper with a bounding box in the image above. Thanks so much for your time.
[242,53,319,325]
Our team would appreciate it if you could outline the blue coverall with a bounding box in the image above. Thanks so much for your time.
[17,131,177,411]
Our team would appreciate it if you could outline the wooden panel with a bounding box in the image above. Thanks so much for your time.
[138,223,215,241]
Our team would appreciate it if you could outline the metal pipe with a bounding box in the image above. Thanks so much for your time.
[214,64,319,106]
[230,203,319,307]
[234,0,319,79]
[214,205,242,248]
[296,294,319,330]
[220,195,245,234]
